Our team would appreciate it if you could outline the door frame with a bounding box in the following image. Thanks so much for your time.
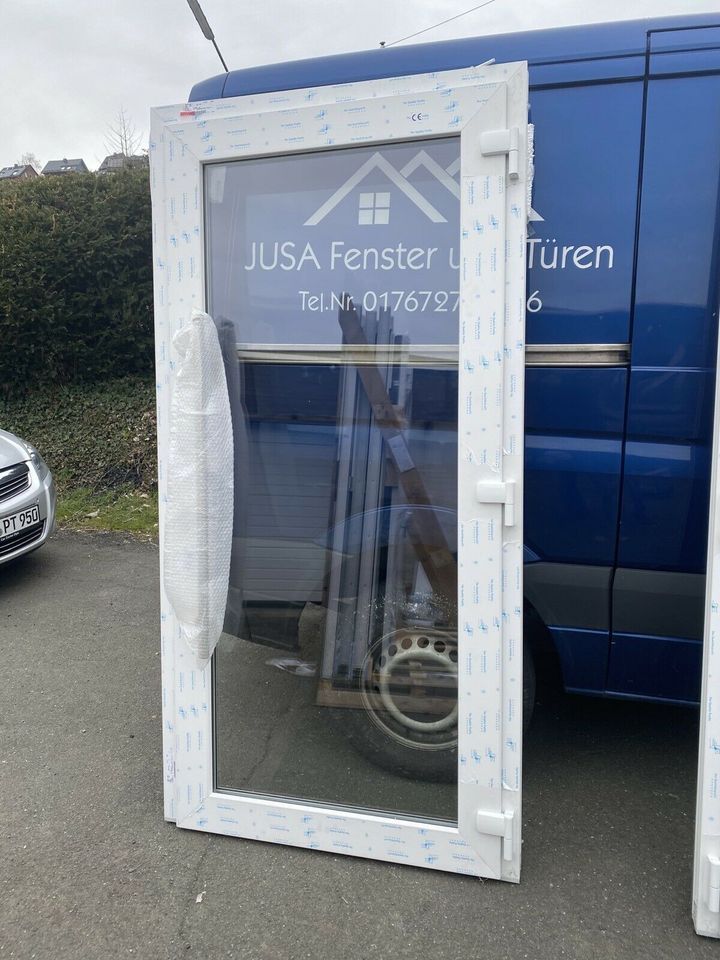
[150,60,529,881]
[694,272,720,935]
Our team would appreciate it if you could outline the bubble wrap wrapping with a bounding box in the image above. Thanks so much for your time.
[163,310,234,668]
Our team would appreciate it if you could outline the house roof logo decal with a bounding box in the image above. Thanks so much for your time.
[399,151,460,199]
[304,150,459,227]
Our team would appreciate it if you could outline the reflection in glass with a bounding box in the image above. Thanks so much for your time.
[208,140,460,822]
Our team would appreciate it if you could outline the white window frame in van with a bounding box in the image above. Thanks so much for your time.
[150,60,529,882]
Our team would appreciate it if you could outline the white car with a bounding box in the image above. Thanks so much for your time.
[0,429,56,564]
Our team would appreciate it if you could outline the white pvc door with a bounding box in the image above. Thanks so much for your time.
[151,61,529,881]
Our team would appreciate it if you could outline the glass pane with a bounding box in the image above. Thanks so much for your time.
[207,139,460,822]
[205,139,460,348]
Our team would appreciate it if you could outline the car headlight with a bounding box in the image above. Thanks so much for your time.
[21,441,50,480]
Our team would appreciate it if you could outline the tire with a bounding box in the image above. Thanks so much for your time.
[335,629,536,783]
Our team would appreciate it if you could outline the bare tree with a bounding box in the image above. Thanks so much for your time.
[104,107,143,157]
[19,152,41,172]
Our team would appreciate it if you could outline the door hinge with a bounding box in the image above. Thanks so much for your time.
[476,479,516,527]
[707,855,720,913]
[476,809,514,861]
[479,126,520,180]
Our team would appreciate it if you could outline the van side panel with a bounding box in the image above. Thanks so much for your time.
[525,368,626,565]
[523,82,641,688]
[525,83,642,346]
[610,70,720,701]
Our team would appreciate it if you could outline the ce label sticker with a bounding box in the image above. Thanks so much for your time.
[410,112,429,122]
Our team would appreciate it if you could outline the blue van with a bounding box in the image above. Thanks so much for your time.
[194,15,720,777]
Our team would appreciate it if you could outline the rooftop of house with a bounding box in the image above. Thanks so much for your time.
[97,153,149,173]
[42,158,89,175]
[0,164,38,179]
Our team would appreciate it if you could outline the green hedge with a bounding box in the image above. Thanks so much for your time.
[1,377,157,491]
[0,170,153,398]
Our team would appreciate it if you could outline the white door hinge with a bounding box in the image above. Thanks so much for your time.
[476,479,516,527]
[476,809,514,862]
[479,126,520,180]
[708,855,720,912]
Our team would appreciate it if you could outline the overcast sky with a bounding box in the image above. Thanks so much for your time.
[2,0,718,170]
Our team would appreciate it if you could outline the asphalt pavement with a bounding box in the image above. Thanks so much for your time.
[1,531,716,960]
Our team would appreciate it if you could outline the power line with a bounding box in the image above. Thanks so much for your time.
[381,0,497,48]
